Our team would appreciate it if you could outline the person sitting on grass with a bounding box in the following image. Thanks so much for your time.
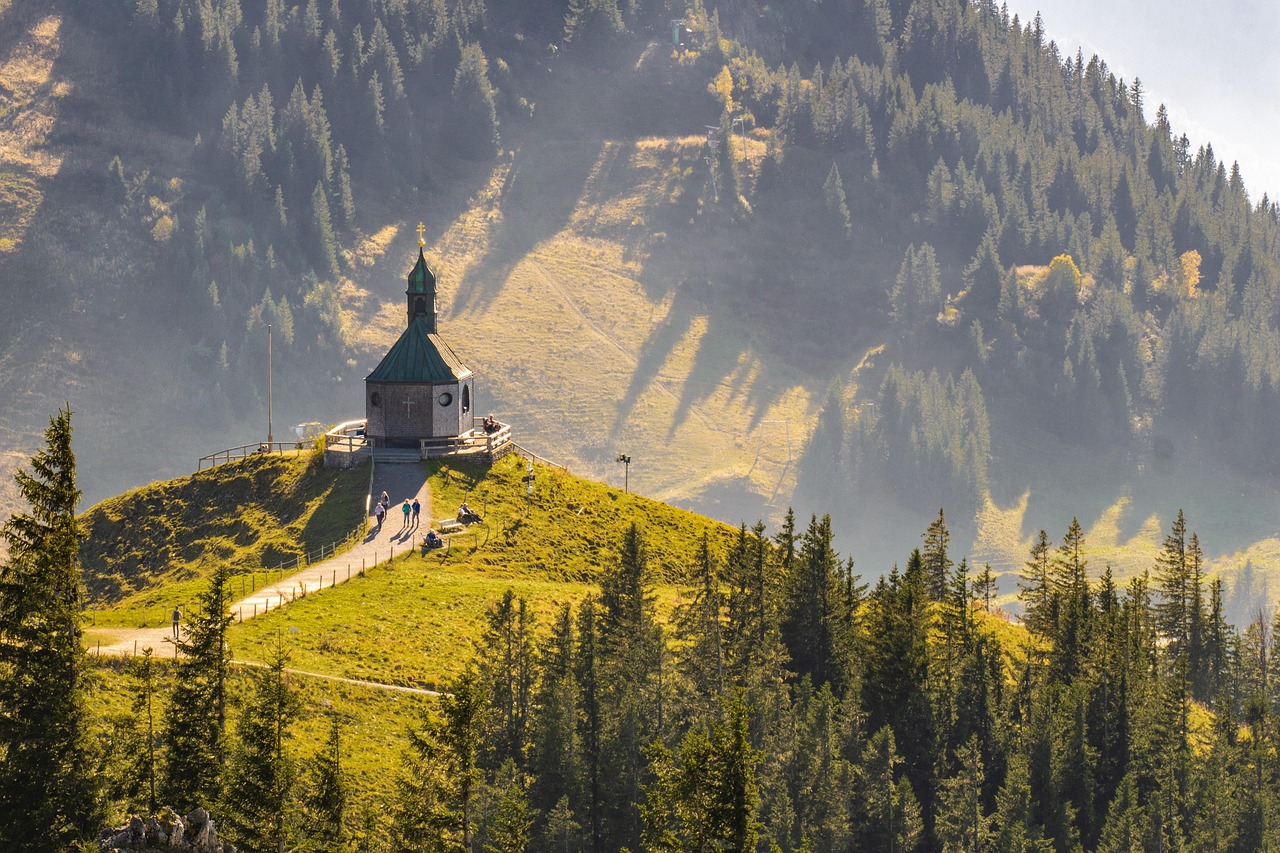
[457,501,482,524]
[426,529,442,548]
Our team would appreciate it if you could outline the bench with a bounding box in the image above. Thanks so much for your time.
[437,519,464,535]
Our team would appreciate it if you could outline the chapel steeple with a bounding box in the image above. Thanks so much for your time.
[407,221,438,331]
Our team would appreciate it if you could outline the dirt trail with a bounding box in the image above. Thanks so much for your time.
[86,462,433,658]
[233,659,444,697]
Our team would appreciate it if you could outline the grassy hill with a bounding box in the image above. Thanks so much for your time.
[82,452,748,823]
[79,451,367,605]
[228,453,738,689]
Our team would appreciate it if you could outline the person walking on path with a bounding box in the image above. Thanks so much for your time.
[411,498,421,526]
[374,501,386,531]
[171,607,181,639]
[401,499,412,529]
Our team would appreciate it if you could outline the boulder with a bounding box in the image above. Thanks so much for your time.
[97,806,236,853]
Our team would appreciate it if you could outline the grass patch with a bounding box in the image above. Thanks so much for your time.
[0,170,41,245]
[423,454,738,581]
[80,453,368,606]
[88,657,429,822]
[228,456,729,688]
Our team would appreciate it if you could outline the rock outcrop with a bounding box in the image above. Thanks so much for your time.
[98,807,236,853]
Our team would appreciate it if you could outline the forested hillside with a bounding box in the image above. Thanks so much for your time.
[2,0,1280,610]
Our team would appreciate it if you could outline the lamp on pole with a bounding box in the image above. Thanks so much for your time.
[732,113,748,163]
[267,323,274,444]
[616,454,632,493]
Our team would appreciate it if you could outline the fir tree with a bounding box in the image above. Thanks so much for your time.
[131,647,161,814]
[921,508,953,601]
[0,406,104,850]
[452,43,499,158]
[935,737,993,853]
[162,563,234,809]
[442,666,488,851]
[823,163,853,240]
[221,638,300,853]
[300,711,348,851]
[478,589,536,771]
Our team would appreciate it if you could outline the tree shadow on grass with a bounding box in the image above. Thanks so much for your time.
[450,138,606,316]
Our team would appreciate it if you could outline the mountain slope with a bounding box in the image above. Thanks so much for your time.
[3,0,1280,617]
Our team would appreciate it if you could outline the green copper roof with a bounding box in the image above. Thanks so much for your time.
[408,248,436,294]
[366,316,473,384]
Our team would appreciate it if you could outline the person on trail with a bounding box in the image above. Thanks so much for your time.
[374,501,386,531]
[402,499,412,527]
[411,498,421,525]
[380,491,390,509]
[171,607,181,639]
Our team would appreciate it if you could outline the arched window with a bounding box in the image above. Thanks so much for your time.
[370,392,381,407]
[414,297,426,316]
[462,384,471,414]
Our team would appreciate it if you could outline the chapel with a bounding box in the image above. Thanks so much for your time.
[363,226,476,449]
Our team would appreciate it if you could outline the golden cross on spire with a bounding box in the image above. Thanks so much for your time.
[417,221,426,248]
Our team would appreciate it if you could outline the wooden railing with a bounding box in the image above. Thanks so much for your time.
[197,440,315,471]
[264,525,365,572]
[419,419,514,459]
[510,441,569,471]
[324,419,369,455]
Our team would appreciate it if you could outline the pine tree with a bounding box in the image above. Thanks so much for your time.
[131,647,161,814]
[963,229,1004,318]
[972,564,997,613]
[596,524,661,851]
[529,604,580,828]
[575,597,603,853]
[483,761,532,853]
[935,737,993,853]
[309,180,340,280]
[1018,530,1055,640]
[563,0,624,59]
[642,691,762,853]
[921,508,953,601]
[823,163,852,240]
[1049,518,1091,681]
[478,589,536,771]
[442,666,488,852]
[300,711,348,851]
[0,406,104,850]
[452,43,499,158]
[852,726,923,853]
[781,515,845,691]
[392,720,456,851]
[990,753,1053,853]
[673,534,725,718]
[221,638,300,853]
[162,563,234,809]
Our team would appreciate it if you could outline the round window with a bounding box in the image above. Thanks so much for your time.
[438,392,453,407]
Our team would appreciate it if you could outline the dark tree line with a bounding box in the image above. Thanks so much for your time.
[367,507,1280,853]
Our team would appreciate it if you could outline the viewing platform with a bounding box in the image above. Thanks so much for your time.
[322,417,514,467]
